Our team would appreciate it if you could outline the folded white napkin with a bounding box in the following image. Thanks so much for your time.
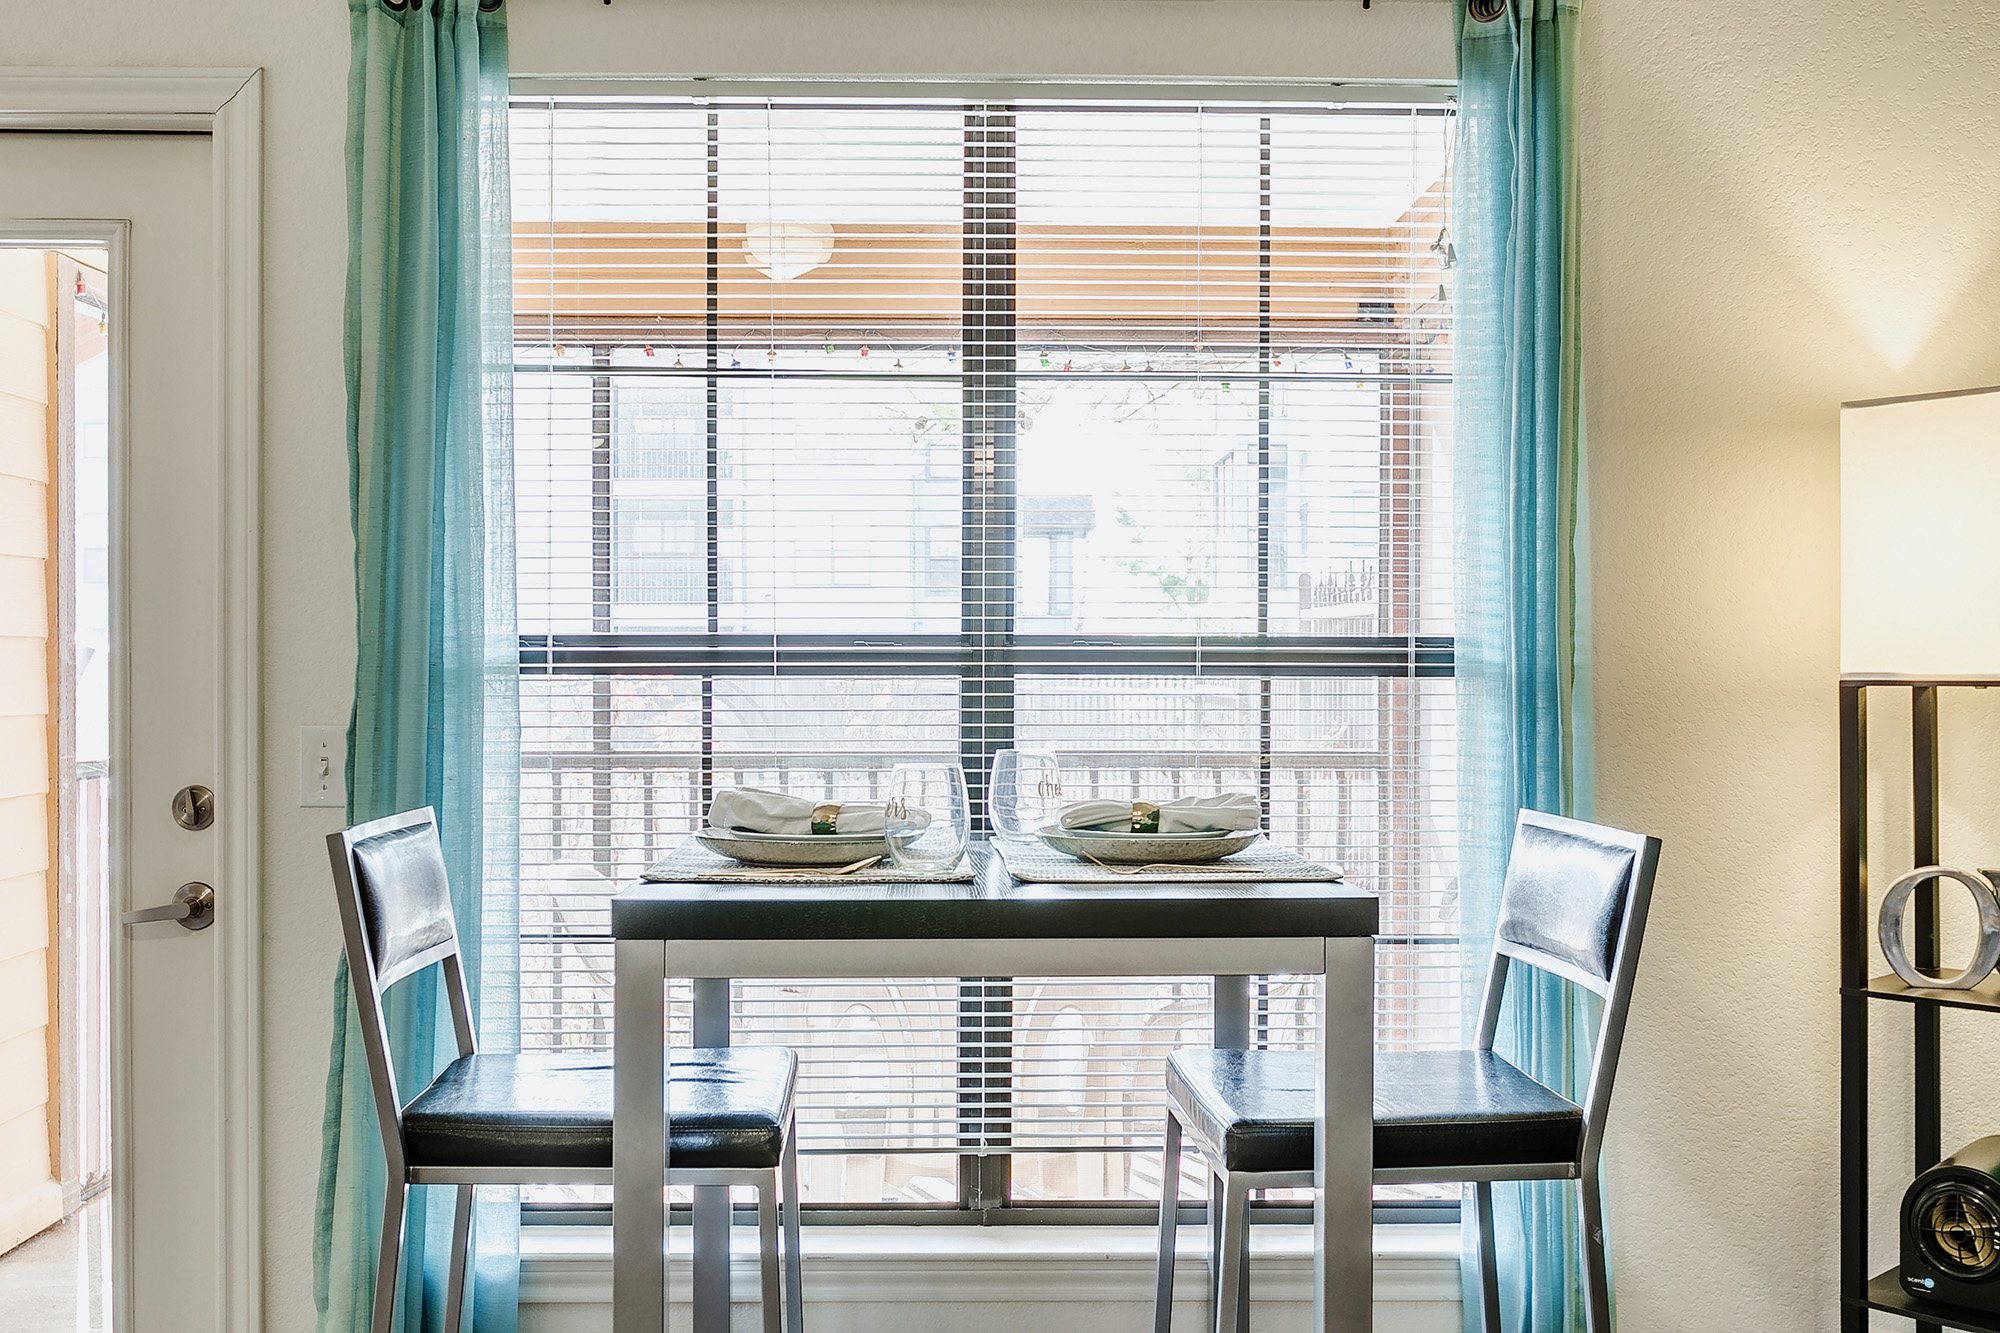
[1057,793,1262,834]
[707,787,926,836]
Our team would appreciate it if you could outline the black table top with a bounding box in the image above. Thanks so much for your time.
[611,842,1377,941]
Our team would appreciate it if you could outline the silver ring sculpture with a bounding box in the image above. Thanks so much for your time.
[1879,866,2000,990]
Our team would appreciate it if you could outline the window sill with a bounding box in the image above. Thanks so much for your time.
[519,1224,1461,1308]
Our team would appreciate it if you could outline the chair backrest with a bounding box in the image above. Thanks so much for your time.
[1474,809,1661,1162]
[326,807,476,1173]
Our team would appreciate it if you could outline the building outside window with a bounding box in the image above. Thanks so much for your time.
[510,95,1456,1216]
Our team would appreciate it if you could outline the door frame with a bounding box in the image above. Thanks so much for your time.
[0,67,263,1333]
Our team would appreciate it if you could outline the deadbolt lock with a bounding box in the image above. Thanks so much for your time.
[172,785,215,831]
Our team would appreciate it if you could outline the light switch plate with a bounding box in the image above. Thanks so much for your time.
[300,725,345,809]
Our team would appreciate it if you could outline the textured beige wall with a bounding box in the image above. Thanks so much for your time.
[508,0,1453,84]
[9,1,1993,1328]
[1582,3,2000,1328]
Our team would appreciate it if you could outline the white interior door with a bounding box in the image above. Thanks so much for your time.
[0,131,230,1332]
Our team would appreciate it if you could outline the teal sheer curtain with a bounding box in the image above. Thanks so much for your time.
[313,2,518,1330]
[1453,2,1595,1331]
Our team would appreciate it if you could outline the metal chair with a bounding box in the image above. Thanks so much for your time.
[1151,809,1660,1333]
[330,807,807,1333]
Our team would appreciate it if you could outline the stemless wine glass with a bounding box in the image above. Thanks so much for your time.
[883,762,971,875]
[988,749,1064,838]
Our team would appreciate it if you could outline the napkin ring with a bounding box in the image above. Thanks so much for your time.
[811,803,840,835]
[1131,801,1160,834]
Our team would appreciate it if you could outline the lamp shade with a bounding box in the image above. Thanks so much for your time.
[1842,385,2000,679]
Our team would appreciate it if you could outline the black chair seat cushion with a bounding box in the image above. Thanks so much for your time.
[402,1047,797,1170]
[1164,1047,1583,1175]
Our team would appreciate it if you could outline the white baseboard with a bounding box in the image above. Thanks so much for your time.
[521,1225,1460,1332]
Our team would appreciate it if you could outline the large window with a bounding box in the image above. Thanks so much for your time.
[511,96,1457,1215]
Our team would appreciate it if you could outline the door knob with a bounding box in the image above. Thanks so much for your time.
[123,882,214,931]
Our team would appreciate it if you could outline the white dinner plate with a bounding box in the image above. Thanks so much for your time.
[1035,826,1260,864]
[1053,826,1231,840]
[696,828,888,867]
[722,827,886,845]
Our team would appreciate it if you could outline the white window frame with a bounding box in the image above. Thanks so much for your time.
[510,83,1458,1225]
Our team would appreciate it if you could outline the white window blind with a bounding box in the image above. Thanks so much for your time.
[510,97,1458,1210]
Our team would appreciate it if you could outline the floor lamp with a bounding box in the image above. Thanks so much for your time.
[1840,383,2000,1331]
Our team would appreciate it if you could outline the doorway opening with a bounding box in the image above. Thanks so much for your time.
[0,246,113,1332]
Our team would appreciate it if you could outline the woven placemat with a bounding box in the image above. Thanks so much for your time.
[992,836,1343,884]
[641,838,977,885]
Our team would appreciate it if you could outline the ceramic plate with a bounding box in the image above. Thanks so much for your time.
[724,827,885,845]
[1035,826,1260,864]
[1055,826,1231,840]
[696,828,888,867]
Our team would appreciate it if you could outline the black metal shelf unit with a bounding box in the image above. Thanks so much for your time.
[1841,679,2000,1333]
[1857,1270,2000,1333]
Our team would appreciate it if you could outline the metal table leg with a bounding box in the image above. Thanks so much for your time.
[1314,936,1373,1332]
[1213,974,1249,1050]
[615,938,668,1333]
[692,977,731,1333]
[1212,974,1250,1330]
